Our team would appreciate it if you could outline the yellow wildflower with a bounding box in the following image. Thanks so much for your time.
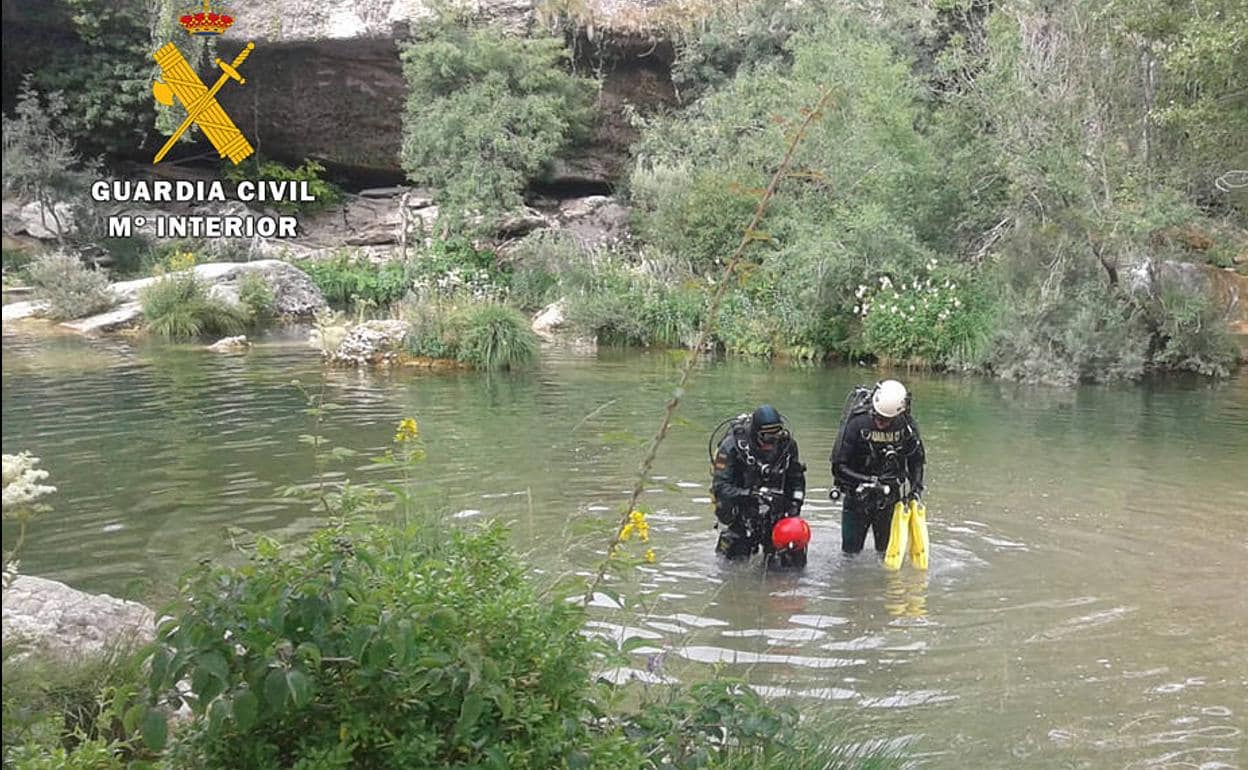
[618,523,634,542]
[168,250,197,272]
[644,548,656,564]
[394,418,420,444]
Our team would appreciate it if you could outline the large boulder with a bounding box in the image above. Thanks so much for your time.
[2,575,155,662]
[557,195,631,249]
[14,200,76,240]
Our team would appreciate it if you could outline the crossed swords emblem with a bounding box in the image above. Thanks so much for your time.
[151,41,256,165]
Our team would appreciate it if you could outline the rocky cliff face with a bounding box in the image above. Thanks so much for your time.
[204,0,680,184]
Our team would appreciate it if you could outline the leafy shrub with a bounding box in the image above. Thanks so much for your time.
[223,158,344,216]
[562,254,706,348]
[139,273,246,340]
[2,81,95,222]
[1150,285,1239,377]
[630,168,762,274]
[857,261,997,367]
[5,2,152,157]
[236,272,276,325]
[145,522,625,769]
[3,248,36,280]
[400,294,461,360]
[26,252,117,321]
[669,0,830,103]
[410,237,507,301]
[986,284,1150,387]
[298,254,414,308]
[3,644,147,769]
[503,230,579,311]
[400,20,596,225]
[622,680,889,769]
[455,303,539,369]
[400,294,538,368]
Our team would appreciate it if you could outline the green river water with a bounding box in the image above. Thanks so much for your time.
[3,328,1246,769]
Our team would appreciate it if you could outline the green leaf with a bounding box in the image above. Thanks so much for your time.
[265,667,289,710]
[429,607,458,630]
[296,641,322,668]
[198,650,229,683]
[234,689,259,731]
[142,707,168,751]
[123,702,144,734]
[207,696,232,735]
[456,692,485,736]
[148,646,170,690]
[286,669,313,708]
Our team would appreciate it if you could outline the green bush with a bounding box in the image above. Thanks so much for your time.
[139,272,247,340]
[631,168,762,274]
[3,644,147,769]
[4,1,152,157]
[146,522,629,769]
[563,260,706,348]
[236,272,276,326]
[503,230,578,311]
[26,252,117,321]
[400,294,461,360]
[986,283,1150,387]
[3,248,36,279]
[622,680,891,769]
[858,262,997,367]
[455,303,539,370]
[223,158,344,216]
[298,254,414,308]
[400,20,597,225]
[1150,285,1239,377]
[410,237,508,301]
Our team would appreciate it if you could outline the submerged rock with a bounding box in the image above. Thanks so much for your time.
[531,298,567,338]
[207,335,252,352]
[325,319,409,366]
[2,575,154,662]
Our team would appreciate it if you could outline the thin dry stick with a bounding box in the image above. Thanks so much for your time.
[584,89,834,603]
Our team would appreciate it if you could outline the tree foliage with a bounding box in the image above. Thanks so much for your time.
[400,20,597,227]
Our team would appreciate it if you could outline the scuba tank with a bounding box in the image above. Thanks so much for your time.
[707,413,751,463]
[829,385,874,501]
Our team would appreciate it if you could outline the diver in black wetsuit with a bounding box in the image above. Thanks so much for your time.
[710,405,807,563]
[830,380,925,554]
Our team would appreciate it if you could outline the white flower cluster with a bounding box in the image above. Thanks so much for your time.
[413,267,500,301]
[852,262,963,323]
[2,452,56,512]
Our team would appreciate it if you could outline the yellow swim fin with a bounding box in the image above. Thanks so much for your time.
[883,499,910,571]
[908,498,929,570]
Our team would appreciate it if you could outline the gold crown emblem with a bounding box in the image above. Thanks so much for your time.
[179,1,234,36]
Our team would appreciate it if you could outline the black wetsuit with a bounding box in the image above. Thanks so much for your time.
[830,412,925,553]
[711,427,807,559]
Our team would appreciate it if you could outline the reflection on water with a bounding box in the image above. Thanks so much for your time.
[884,570,929,619]
[3,329,1247,769]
